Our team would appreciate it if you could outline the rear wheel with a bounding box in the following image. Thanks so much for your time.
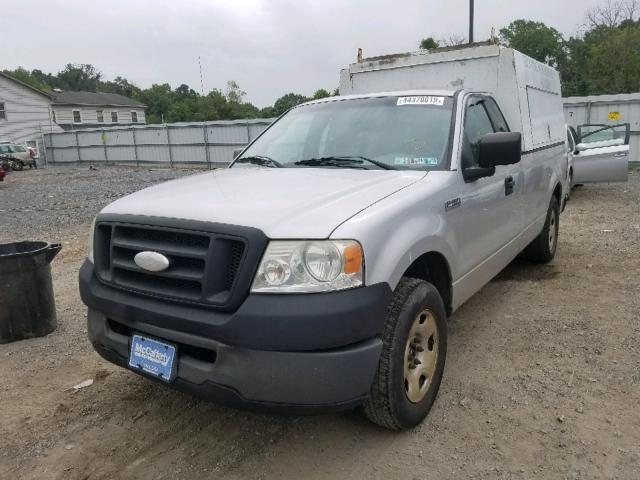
[363,277,447,430]
[522,196,559,263]
[11,160,24,171]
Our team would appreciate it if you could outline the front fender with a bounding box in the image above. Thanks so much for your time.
[330,174,459,292]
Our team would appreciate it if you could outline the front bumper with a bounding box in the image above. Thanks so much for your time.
[80,261,391,411]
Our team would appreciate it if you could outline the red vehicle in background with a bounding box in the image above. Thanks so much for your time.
[0,165,6,182]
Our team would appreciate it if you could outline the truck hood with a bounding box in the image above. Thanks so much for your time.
[100,167,427,238]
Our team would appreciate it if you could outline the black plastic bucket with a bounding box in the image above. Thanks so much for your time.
[0,241,61,343]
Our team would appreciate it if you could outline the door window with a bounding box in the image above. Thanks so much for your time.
[484,98,510,133]
[577,124,630,149]
[461,97,496,169]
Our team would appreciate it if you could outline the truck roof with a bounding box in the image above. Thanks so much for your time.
[298,89,458,108]
[338,44,565,152]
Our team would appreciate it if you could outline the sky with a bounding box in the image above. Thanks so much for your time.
[3,0,606,107]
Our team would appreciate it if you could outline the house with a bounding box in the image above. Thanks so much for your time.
[51,91,146,130]
[0,71,62,156]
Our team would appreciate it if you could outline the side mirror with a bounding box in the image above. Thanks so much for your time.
[233,147,244,160]
[479,132,522,168]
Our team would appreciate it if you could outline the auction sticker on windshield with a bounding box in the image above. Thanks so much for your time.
[397,96,445,106]
[128,335,177,383]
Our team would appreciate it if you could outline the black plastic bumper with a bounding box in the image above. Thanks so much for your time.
[80,261,391,410]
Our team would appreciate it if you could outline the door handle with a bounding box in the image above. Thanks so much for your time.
[505,176,515,196]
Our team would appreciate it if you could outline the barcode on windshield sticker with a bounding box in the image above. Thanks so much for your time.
[397,96,445,106]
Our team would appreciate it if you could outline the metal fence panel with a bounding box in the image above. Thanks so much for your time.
[80,146,106,162]
[107,146,137,161]
[208,145,239,165]
[133,127,167,145]
[105,130,134,146]
[137,145,171,163]
[54,148,80,162]
[43,119,275,166]
[51,132,77,148]
[171,145,207,163]
[77,131,103,147]
[249,124,269,141]
[169,126,205,145]
[207,124,249,144]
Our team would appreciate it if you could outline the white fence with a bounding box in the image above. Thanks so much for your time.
[43,119,274,167]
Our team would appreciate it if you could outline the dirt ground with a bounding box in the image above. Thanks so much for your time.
[0,165,639,480]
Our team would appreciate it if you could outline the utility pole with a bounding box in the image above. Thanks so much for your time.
[469,0,475,44]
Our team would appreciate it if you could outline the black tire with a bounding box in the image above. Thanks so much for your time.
[364,277,447,430]
[522,195,559,263]
[12,160,24,171]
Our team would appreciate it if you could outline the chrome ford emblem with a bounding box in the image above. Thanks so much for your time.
[134,251,170,272]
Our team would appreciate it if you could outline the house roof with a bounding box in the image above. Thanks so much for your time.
[52,91,145,107]
[0,71,52,99]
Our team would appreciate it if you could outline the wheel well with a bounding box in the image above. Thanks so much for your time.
[403,252,452,316]
[553,182,562,204]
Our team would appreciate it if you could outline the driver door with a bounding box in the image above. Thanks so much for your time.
[572,124,630,183]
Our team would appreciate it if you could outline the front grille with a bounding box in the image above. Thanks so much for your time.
[94,221,249,309]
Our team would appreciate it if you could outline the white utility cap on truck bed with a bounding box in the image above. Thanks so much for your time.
[339,44,565,153]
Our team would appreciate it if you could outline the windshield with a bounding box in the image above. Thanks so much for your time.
[233,96,454,170]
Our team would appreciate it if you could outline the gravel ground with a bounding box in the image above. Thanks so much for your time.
[0,165,639,480]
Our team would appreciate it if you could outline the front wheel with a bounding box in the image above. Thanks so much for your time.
[364,278,447,430]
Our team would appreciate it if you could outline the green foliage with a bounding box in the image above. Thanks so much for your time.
[419,37,440,50]
[499,20,565,66]
[583,23,640,94]
[272,93,310,116]
[3,64,333,124]
[2,67,52,92]
[313,89,331,100]
[494,15,640,97]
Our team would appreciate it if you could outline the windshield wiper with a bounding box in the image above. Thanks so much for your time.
[235,155,283,168]
[294,156,395,170]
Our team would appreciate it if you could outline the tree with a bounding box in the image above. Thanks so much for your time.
[2,67,51,92]
[272,93,309,116]
[439,34,467,47]
[225,80,246,104]
[56,64,102,91]
[313,89,331,100]
[102,76,142,99]
[499,20,565,66]
[419,37,439,50]
[585,0,639,29]
[584,22,640,94]
[139,83,174,123]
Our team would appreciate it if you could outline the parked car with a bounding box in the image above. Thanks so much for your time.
[566,123,629,188]
[0,143,37,170]
[79,45,567,430]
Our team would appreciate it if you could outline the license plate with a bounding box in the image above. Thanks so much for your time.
[128,334,177,383]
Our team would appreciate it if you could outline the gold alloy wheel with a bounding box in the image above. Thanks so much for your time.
[404,309,439,403]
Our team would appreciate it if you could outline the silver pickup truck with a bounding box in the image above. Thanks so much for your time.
[80,46,566,430]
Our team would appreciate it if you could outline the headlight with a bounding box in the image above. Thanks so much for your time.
[87,217,96,263]
[252,240,363,293]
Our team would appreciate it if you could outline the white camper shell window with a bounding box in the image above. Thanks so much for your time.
[73,110,82,123]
